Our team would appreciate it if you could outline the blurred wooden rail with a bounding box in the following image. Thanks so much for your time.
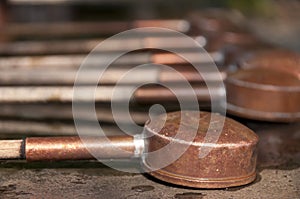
[0,120,128,137]
[0,85,222,103]
[0,103,149,124]
[0,36,209,55]
[0,51,223,69]
[0,20,190,39]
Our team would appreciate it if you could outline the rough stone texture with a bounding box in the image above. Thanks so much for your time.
[0,165,299,199]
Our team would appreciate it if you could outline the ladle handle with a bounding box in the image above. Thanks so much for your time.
[0,136,143,161]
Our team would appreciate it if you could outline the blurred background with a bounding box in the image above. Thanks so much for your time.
[1,0,300,50]
[0,0,299,198]
[0,0,299,137]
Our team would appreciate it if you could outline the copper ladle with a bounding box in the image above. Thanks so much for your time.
[0,111,258,189]
[225,49,300,122]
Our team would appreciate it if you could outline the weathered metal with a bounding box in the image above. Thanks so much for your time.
[143,111,259,188]
[1,111,259,188]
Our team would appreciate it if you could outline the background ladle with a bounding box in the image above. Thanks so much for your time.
[225,49,300,122]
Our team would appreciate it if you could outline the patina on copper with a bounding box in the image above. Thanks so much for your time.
[226,49,300,122]
[143,111,258,188]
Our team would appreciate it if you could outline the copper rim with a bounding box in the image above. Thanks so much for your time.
[226,61,300,122]
[146,166,256,188]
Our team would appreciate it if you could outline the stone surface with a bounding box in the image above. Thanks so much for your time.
[0,163,299,199]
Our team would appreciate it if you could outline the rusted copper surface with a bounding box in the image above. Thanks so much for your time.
[26,136,135,161]
[143,111,258,188]
[226,50,300,122]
